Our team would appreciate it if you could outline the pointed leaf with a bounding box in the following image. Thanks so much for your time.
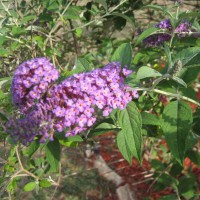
[174,47,200,67]
[137,66,162,79]
[179,11,200,19]
[28,140,40,157]
[88,122,117,138]
[111,42,132,67]
[162,101,193,165]
[45,138,61,172]
[23,182,36,192]
[77,57,94,71]
[117,130,133,164]
[172,76,187,88]
[39,179,52,188]
[118,101,143,163]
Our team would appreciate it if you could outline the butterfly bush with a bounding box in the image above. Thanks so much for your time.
[11,57,60,113]
[143,19,192,46]
[8,60,139,144]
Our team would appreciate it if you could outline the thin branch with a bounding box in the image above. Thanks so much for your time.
[133,87,200,107]
[50,162,62,200]
[15,146,23,169]
[0,34,32,50]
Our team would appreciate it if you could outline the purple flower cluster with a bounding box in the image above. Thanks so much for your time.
[7,103,54,145]
[175,21,191,37]
[11,57,60,113]
[45,62,138,137]
[8,61,139,144]
[143,33,171,47]
[143,19,192,46]
[156,19,172,30]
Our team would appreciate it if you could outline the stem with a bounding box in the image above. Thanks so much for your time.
[50,162,62,200]
[0,34,32,50]
[68,19,80,56]
[169,5,179,48]
[16,146,39,180]
[175,187,181,200]
[133,87,200,107]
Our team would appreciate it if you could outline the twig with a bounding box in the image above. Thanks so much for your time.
[0,34,32,50]
[133,87,200,107]
[50,162,62,200]
[16,146,39,180]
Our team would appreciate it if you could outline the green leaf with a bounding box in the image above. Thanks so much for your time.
[180,66,200,85]
[0,90,5,99]
[11,42,20,51]
[77,57,94,71]
[23,182,36,192]
[34,36,44,50]
[64,6,80,20]
[187,150,200,167]
[0,27,9,34]
[164,43,172,69]
[0,36,6,46]
[151,159,165,171]
[141,112,161,126]
[0,48,10,56]
[174,47,200,67]
[94,0,107,11]
[136,66,162,79]
[162,101,193,165]
[42,0,59,11]
[117,130,133,164]
[12,26,27,36]
[178,176,196,197]
[20,15,37,24]
[75,28,83,38]
[39,179,51,188]
[110,13,135,27]
[111,42,132,67]
[45,138,61,172]
[179,11,200,19]
[59,140,78,147]
[118,101,143,163]
[28,140,40,157]
[88,122,117,138]
[135,27,159,45]
[172,76,187,88]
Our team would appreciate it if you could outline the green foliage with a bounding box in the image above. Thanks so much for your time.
[137,66,162,79]
[45,138,61,172]
[117,101,142,163]
[111,42,132,67]
[23,182,37,192]
[162,101,193,165]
